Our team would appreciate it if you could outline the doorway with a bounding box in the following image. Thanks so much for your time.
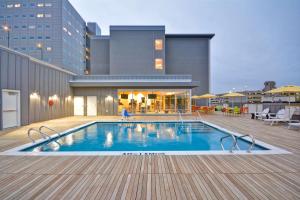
[2,89,21,129]
[74,96,84,116]
[87,96,97,116]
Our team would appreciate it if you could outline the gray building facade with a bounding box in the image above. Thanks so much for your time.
[72,26,214,116]
[0,0,86,74]
[0,46,74,130]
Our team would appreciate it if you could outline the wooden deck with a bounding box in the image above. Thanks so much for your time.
[0,114,299,199]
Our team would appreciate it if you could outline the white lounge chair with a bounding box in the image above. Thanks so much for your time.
[255,108,270,120]
[263,109,295,126]
[288,120,300,130]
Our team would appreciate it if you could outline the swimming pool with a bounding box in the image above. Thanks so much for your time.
[18,121,271,153]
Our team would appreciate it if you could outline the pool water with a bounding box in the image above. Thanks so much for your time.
[22,122,267,152]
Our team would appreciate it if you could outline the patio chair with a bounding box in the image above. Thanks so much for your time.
[233,106,241,115]
[121,109,133,120]
[288,120,300,130]
[263,109,295,126]
[255,108,270,120]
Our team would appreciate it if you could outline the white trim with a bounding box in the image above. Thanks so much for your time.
[2,89,21,129]
[1,120,291,156]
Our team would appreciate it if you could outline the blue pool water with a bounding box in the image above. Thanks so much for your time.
[22,122,267,152]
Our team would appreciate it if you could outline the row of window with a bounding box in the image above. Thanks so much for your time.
[3,3,52,9]
[0,13,52,19]
[13,46,52,51]
[154,39,163,70]
[9,36,52,40]
[10,24,51,29]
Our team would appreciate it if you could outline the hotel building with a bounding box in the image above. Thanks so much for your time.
[0,0,86,74]
[0,1,214,130]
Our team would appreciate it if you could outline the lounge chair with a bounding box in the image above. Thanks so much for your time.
[288,120,300,130]
[121,109,133,120]
[263,109,295,126]
[255,108,270,120]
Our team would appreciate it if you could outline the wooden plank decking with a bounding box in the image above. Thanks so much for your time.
[0,114,299,199]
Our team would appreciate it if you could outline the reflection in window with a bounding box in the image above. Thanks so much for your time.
[155,58,163,70]
[155,39,163,50]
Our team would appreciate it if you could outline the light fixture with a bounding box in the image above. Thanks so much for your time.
[30,92,39,99]
[66,96,72,101]
[106,95,113,101]
[52,94,58,100]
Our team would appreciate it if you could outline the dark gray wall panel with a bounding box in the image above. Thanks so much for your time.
[165,38,210,95]
[110,30,165,75]
[90,38,110,75]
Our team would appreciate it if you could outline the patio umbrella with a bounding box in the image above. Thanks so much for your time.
[265,85,300,117]
[222,92,245,108]
[197,93,216,106]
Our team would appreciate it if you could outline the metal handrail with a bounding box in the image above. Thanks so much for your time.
[27,128,51,143]
[234,134,256,153]
[177,110,183,125]
[220,134,238,153]
[39,126,61,137]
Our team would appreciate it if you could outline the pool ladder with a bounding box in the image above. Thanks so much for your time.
[220,134,255,153]
[27,126,61,145]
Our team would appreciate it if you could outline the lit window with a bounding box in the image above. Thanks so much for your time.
[68,31,72,36]
[63,27,67,32]
[14,4,21,8]
[37,14,44,18]
[7,4,13,8]
[155,59,164,70]
[155,39,163,50]
[37,3,44,7]
[45,3,52,7]
[28,25,36,29]
[45,14,52,18]
[46,47,52,51]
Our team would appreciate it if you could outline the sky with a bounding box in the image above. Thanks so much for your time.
[69,0,300,93]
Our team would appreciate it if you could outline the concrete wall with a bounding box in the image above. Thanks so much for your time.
[165,37,210,95]
[109,27,165,75]
[0,46,74,130]
[90,37,110,75]
[73,88,118,115]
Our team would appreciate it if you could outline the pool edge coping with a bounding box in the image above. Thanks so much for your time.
[0,120,291,156]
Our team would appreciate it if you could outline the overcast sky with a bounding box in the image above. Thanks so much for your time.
[70,0,300,93]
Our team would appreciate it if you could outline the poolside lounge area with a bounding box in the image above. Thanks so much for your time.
[0,114,299,199]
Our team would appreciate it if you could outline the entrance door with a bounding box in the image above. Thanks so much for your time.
[87,96,97,116]
[2,90,20,129]
[74,96,84,116]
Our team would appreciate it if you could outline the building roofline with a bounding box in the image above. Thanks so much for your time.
[166,34,215,39]
[0,45,76,76]
[110,25,165,31]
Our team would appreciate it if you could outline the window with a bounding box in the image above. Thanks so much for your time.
[14,4,21,8]
[29,36,34,39]
[37,3,44,7]
[22,25,27,29]
[155,59,164,70]
[37,14,44,18]
[45,25,50,28]
[45,36,51,39]
[22,14,26,18]
[155,39,163,50]
[14,25,19,28]
[45,3,52,7]
[45,14,52,18]
[46,47,52,51]
[28,25,36,29]
[29,14,34,18]
[7,4,13,8]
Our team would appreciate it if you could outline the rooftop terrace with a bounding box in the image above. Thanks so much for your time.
[0,114,299,199]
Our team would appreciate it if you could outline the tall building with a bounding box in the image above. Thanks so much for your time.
[71,26,214,115]
[0,0,86,74]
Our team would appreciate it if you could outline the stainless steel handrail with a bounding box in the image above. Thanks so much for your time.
[220,134,238,153]
[234,134,256,153]
[177,110,183,125]
[27,128,51,143]
[39,126,61,137]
